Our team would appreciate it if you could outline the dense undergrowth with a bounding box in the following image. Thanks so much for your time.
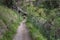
[26,21,47,40]
[0,5,23,40]
[0,0,60,40]
[26,5,60,40]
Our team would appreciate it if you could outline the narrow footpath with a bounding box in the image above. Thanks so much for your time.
[13,19,32,40]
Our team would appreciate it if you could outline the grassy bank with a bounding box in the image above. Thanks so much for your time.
[0,5,23,40]
[26,21,47,40]
[26,5,60,40]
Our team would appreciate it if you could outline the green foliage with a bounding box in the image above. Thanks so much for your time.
[42,0,59,9]
[26,22,47,40]
[3,0,13,7]
[26,4,60,40]
[0,5,23,40]
[26,5,47,40]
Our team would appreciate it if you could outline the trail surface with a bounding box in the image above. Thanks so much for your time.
[13,19,31,40]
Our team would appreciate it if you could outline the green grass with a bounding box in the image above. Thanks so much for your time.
[0,5,23,40]
[1,23,19,40]
[26,21,47,40]
[26,5,60,40]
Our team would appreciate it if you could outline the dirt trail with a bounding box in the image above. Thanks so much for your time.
[13,19,31,40]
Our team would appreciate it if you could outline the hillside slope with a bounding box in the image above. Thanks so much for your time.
[0,6,23,40]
